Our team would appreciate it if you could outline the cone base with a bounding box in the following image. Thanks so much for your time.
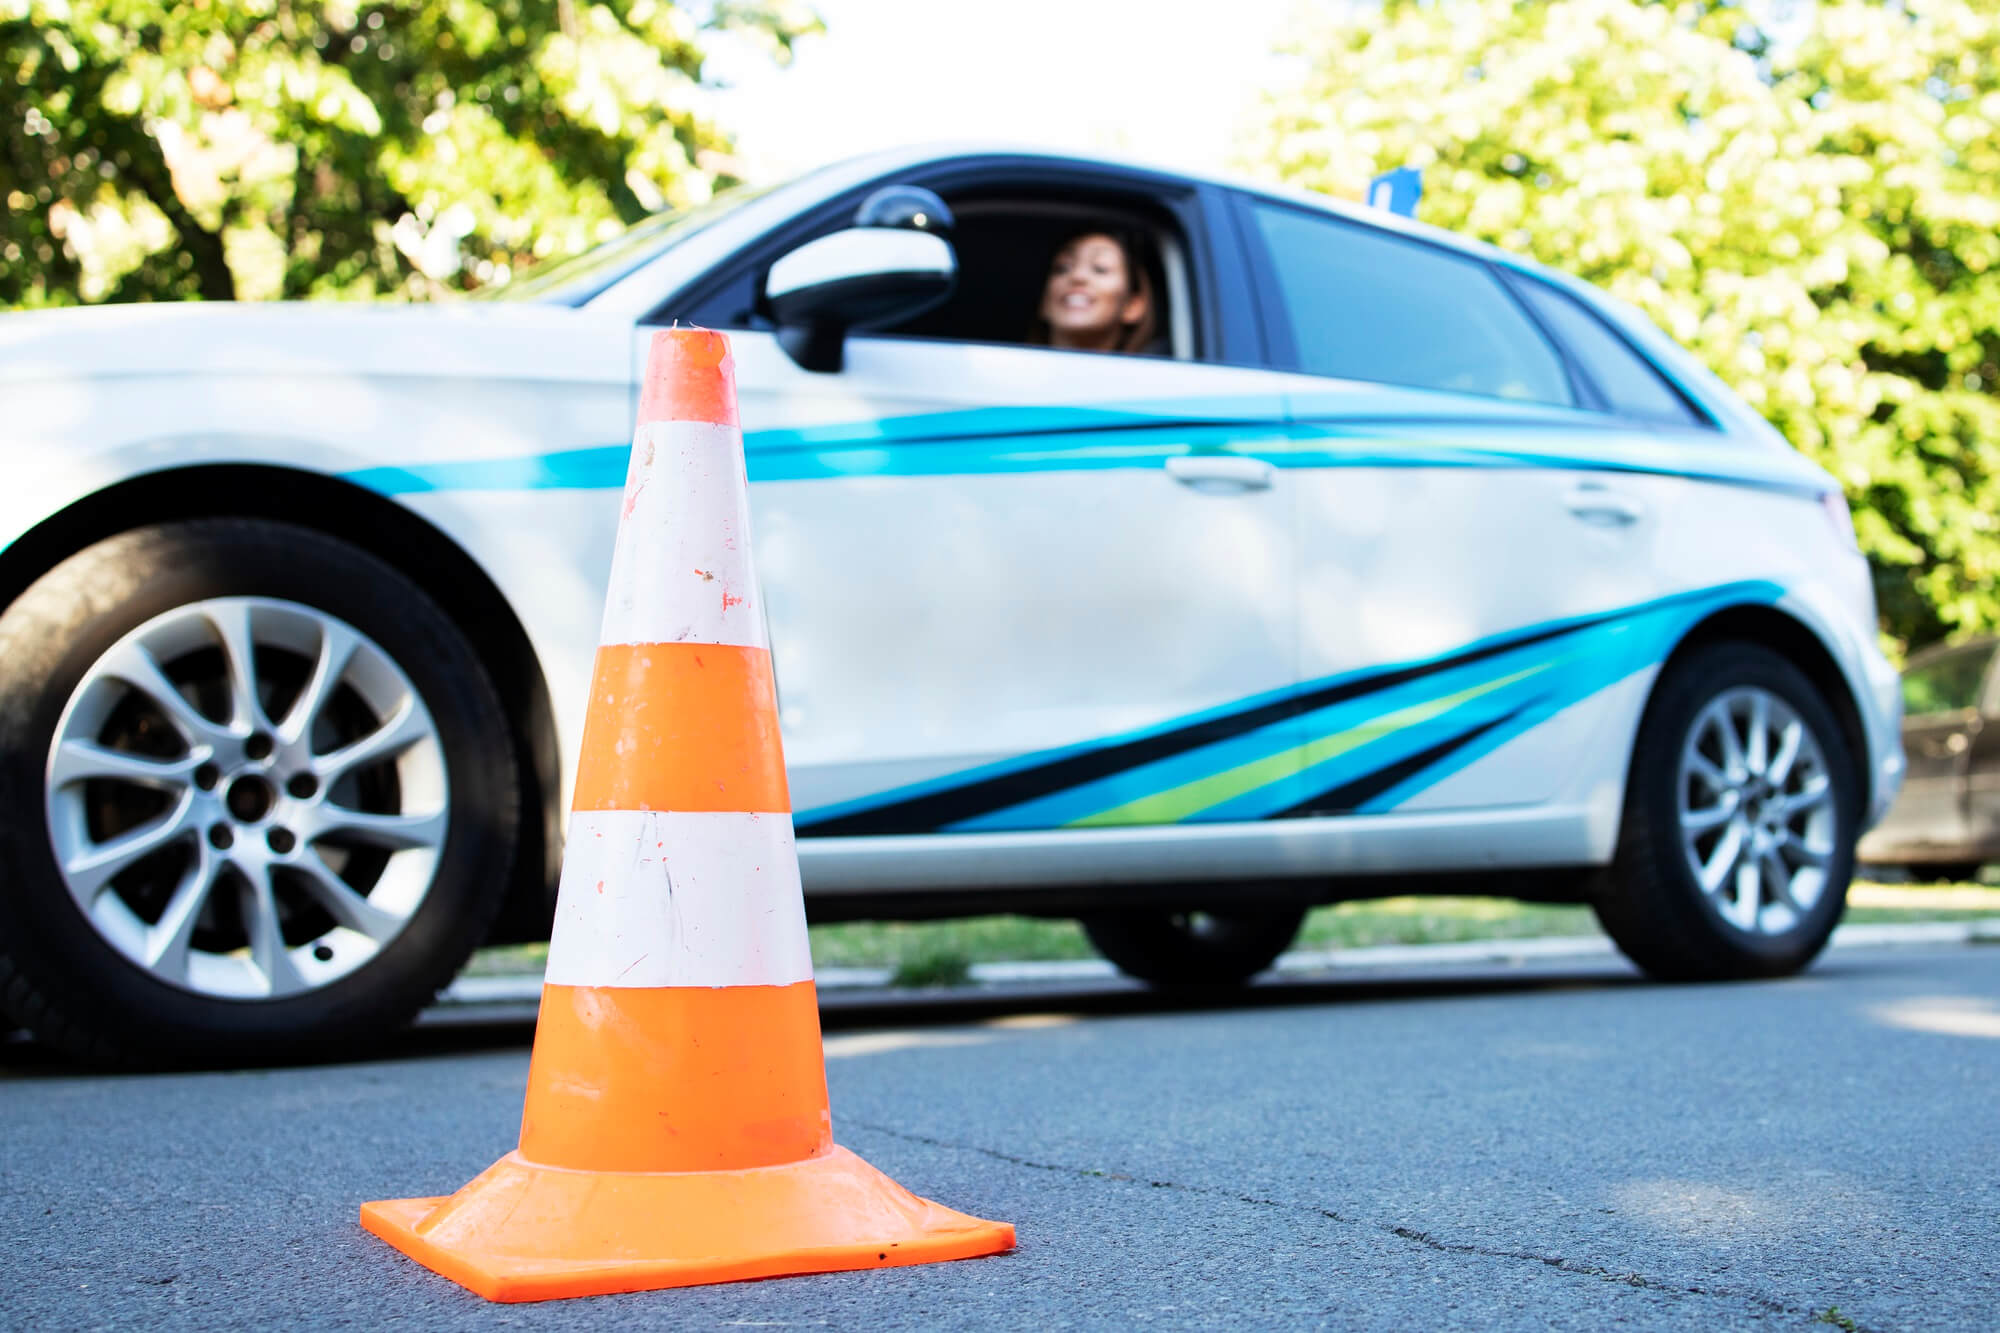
[360,1145,1014,1303]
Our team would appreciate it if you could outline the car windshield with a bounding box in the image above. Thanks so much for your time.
[477,182,773,306]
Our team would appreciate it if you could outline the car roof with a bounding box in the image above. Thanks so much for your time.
[829,141,1528,269]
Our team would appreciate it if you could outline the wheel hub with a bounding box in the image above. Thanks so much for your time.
[224,772,276,824]
[1675,684,1837,936]
[43,597,451,1000]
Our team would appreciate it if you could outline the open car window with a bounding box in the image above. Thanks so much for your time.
[871,197,1196,361]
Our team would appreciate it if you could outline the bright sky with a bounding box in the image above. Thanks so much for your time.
[704,0,1302,185]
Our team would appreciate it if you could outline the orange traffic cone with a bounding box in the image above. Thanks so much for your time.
[360,328,1015,1302]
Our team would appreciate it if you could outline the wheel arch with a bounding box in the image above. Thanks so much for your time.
[0,463,560,945]
[1644,601,1873,812]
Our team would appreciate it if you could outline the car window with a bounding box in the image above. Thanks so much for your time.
[1509,277,1705,426]
[880,202,1185,358]
[1249,203,1572,406]
[1902,643,1995,717]
[679,189,1197,360]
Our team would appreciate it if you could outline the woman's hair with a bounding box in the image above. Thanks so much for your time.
[1032,226,1161,354]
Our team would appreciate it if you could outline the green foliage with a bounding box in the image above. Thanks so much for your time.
[1249,0,2000,653]
[0,0,817,305]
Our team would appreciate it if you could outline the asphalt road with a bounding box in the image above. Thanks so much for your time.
[5,946,1998,1331]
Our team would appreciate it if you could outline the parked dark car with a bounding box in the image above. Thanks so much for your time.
[1858,636,2000,881]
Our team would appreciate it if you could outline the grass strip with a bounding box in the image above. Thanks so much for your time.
[462,882,2000,980]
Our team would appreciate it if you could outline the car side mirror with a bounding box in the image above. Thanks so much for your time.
[764,227,956,372]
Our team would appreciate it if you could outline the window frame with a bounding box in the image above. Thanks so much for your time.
[660,155,1263,368]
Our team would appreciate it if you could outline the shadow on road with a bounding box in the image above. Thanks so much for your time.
[5,958,1651,1074]
[4,947,1940,1076]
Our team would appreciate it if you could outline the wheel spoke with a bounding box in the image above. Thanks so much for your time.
[1760,848,1795,911]
[1729,860,1763,929]
[293,855,407,941]
[61,796,198,899]
[1766,721,1804,787]
[204,601,272,734]
[96,640,228,748]
[1713,702,1749,782]
[1682,800,1737,833]
[1698,819,1748,894]
[1779,833,1830,868]
[1746,692,1771,775]
[1779,775,1833,820]
[242,863,308,997]
[311,697,429,783]
[279,622,361,748]
[48,739,200,791]
[143,848,222,982]
[1686,752,1733,796]
[305,803,447,852]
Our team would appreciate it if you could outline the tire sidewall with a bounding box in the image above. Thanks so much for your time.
[0,520,519,1062]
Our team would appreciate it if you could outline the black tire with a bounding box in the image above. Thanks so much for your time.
[1594,640,1861,981]
[0,520,520,1066]
[1081,905,1305,987]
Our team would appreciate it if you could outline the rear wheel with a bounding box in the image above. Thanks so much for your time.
[1081,906,1305,987]
[0,520,520,1066]
[1594,641,1860,981]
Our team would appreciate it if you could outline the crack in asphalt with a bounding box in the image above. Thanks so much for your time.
[846,1119,1875,1331]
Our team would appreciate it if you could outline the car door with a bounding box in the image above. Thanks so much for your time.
[1961,645,2000,857]
[1235,195,1673,821]
[1891,641,1994,855]
[644,184,1303,838]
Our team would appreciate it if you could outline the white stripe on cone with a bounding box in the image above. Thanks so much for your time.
[600,420,765,651]
[545,810,812,989]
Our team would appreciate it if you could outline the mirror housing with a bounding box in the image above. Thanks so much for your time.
[764,227,956,372]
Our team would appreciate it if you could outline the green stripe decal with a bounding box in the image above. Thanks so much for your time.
[1065,662,1553,827]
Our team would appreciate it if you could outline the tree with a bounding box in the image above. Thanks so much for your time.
[1248,0,2000,653]
[0,0,817,306]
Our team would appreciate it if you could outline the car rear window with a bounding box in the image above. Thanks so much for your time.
[1250,202,1572,407]
[1510,277,1705,427]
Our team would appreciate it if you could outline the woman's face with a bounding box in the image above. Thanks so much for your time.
[1040,234,1146,348]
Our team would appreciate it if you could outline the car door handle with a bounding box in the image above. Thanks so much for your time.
[1563,483,1644,525]
[1166,455,1274,493]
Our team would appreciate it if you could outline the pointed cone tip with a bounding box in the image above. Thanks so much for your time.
[639,325,737,428]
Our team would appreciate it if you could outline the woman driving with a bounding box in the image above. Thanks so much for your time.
[1034,228,1160,354]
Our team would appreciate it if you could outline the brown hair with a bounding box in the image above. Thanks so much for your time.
[1032,227,1159,354]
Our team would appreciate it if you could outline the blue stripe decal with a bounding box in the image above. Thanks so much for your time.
[794,580,1785,832]
[342,403,1830,497]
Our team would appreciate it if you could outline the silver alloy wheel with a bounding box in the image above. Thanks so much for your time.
[1676,685,1836,936]
[43,597,449,999]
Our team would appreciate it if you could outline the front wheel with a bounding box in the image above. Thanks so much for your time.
[0,520,521,1066]
[1081,906,1306,988]
[1594,641,1860,981]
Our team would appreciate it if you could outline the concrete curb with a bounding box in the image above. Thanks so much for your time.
[437,917,2000,1007]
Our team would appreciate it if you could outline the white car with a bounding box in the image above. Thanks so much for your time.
[0,146,1904,1063]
